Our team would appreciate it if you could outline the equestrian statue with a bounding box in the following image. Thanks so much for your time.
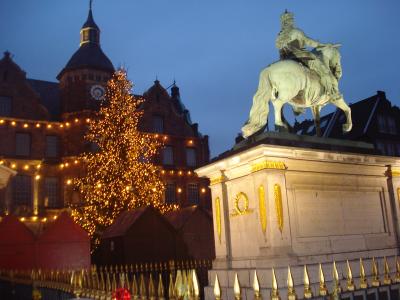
[241,10,352,138]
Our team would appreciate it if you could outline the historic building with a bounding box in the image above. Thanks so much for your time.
[293,91,400,156]
[0,6,210,219]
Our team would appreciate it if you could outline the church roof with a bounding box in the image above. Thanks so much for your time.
[57,43,114,79]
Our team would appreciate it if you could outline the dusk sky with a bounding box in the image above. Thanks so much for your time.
[1,0,399,157]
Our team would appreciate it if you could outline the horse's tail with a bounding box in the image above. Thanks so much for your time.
[241,69,272,138]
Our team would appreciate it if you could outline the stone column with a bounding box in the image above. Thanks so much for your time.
[209,171,232,269]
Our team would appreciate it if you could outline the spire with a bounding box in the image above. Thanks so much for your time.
[80,0,100,46]
[171,80,180,98]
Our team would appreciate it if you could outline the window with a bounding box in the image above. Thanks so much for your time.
[46,135,58,158]
[15,133,30,156]
[186,148,197,167]
[162,146,174,165]
[0,96,11,116]
[44,177,59,208]
[165,183,176,204]
[152,115,164,133]
[13,175,32,206]
[187,183,199,205]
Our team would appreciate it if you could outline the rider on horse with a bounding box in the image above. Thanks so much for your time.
[276,10,341,100]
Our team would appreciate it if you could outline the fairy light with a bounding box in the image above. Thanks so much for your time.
[11,163,16,169]
[74,118,79,123]
[36,123,41,128]
[23,123,29,128]
[71,70,178,239]
[35,175,41,180]
[47,124,52,129]
[0,119,4,124]
[41,218,47,222]
[11,121,16,126]
[23,164,29,170]
[177,187,182,193]
[20,217,25,222]
[201,188,206,193]
[188,139,193,145]
[0,160,3,165]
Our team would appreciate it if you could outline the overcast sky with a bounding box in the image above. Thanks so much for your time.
[1,0,399,157]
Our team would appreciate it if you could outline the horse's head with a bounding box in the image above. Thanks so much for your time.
[316,44,342,80]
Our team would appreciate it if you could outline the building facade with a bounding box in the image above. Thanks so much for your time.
[0,7,210,219]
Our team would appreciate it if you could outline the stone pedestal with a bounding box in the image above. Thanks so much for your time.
[196,141,400,299]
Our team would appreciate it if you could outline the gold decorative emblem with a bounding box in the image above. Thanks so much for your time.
[215,197,222,243]
[210,176,226,185]
[392,169,400,177]
[251,161,286,173]
[274,184,284,233]
[258,185,267,234]
[231,192,253,216]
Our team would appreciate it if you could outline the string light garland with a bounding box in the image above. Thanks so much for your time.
[70,69,178,242]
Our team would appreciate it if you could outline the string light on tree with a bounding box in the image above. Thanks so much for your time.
[70,69,178,243]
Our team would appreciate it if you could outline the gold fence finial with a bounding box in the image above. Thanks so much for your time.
[192,269,200,300]
[271,268,280,300]
[139,274,147,300]
[396,257,400,283]
[372,257,380,287]
[234,273,241,300]
[131,274,139,300]
[149,273,156,300]
[332,261,341,297]
[287,266,297,300]
[175,270,184,300]
[214,274,222,300]
[318,263,328,296]
[253,270,262,300]
[346,260,355,291]
[359,258,368,289]
[384,257,392,285]
[158,273,165,300]
[303,265,313,299]
[169,273,176,300]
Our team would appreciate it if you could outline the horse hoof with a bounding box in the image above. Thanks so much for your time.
[342,123,352,133]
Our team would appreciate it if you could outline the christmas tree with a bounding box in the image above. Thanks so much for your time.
[71,69,177,241]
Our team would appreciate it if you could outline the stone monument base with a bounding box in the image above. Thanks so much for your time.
[196,135,400,299]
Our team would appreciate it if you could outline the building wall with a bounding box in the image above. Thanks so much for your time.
[0,54,211,217]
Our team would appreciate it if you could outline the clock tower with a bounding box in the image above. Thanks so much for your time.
[57,3,114,114]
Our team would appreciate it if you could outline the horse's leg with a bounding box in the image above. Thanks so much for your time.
[332,97,352,132]
[311,105,321,137]
[272,99,287,131]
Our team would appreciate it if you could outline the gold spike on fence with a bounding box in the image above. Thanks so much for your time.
[213,274,221,300]
[271,268,280,300]
[318,263,328,296]
[384,257,392,285]
[346,260,355,291]
[372,257,380,287]
[253,270,261,300]
[287,266,297,300]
